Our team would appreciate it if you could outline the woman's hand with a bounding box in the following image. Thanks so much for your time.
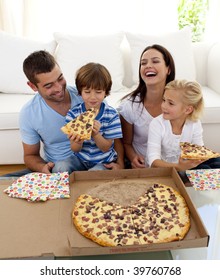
[131,155,145,169]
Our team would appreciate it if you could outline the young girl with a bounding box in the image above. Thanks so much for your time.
[146,79,220,171]
[65,62,122,171]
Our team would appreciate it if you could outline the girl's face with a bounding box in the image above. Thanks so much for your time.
[140,49,170,86]
[81,87,106,110]
[161,89,192,121]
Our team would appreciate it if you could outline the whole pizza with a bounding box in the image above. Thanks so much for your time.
[72,182,190,246]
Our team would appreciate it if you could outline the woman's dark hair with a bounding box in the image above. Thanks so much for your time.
[123,44,175,104]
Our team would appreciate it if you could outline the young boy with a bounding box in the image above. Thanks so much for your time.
[65,62,123,171]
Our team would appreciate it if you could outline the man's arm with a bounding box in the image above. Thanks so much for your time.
[22,142,54,173]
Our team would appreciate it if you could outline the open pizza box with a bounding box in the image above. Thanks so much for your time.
[66,168,209,256]
[0,179,69,260]
[0,168,209,259]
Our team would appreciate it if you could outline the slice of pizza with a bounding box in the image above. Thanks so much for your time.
[72,194,140,246]
[180,142,220,160]
[61,108,98,140]
[130,183,190,244]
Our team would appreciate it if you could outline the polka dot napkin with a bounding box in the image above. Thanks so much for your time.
[4,172,70,201]
[186,169,220,191]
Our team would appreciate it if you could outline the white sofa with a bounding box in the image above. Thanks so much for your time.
[1,28,220,164]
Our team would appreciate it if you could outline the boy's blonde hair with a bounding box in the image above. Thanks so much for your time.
[75,62,112,96]
[164,79,204,121]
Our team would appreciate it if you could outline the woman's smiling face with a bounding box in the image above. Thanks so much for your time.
[140,48,170,86]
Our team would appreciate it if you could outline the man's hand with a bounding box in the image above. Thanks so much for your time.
[41,162,55,174]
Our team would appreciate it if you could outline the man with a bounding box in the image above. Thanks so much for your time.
[19,50,124,174]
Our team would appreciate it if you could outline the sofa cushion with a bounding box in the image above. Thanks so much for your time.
[53,32,125,92]
[0,31,57,94]
[126,27,196,86]
[1,86,219,130]
[201,86,220,123]
[0,94,34,129]
[207,42,220,95]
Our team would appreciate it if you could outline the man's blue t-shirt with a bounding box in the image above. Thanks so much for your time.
[19,86,82,163]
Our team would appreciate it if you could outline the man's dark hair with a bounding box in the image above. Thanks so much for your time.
[23,50,57,85]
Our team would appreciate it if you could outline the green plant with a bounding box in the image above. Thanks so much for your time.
[178,0,209,42]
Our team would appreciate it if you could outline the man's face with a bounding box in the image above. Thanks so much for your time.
[29,64,67,103]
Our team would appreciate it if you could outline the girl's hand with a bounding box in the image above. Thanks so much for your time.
[92,120,101,137]
[178,157,204,171]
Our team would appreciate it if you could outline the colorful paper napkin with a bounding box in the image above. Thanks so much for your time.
[186,169,220,190]
[4,172,70,201]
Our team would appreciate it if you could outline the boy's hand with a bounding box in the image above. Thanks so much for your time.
[69,133,84,144]
[92,120,101,136]
[104,162,123,170]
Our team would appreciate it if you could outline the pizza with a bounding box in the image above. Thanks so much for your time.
[72,183,190,246]
[180,142,220,160]
[73,194,140,246]
[61,108,98,140]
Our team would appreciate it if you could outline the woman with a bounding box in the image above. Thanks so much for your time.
[118,44,175,168]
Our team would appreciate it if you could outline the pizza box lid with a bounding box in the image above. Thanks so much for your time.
[0,177,72,259]
[0,168,209,259]
[65,168,209,256]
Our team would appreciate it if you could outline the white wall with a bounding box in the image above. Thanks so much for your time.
[0,0,179,40]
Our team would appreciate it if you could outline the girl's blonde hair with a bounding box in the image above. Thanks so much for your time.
[165,79,204,121]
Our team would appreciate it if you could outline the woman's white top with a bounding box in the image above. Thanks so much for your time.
[146,114,204,166]
[118,94,153,158]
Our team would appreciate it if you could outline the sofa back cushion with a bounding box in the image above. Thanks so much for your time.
[0,31,57,94]
[126,27,196,87]
[207,42,220,95]
[53,32,125,92]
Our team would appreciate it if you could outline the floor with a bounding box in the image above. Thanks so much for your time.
[0,165,25,176]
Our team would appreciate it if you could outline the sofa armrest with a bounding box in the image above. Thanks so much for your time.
[207,42,220,95]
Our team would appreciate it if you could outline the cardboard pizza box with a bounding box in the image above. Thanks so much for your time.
[0,168,209,259]
[65,168,209,256]
[0,177,69,259]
